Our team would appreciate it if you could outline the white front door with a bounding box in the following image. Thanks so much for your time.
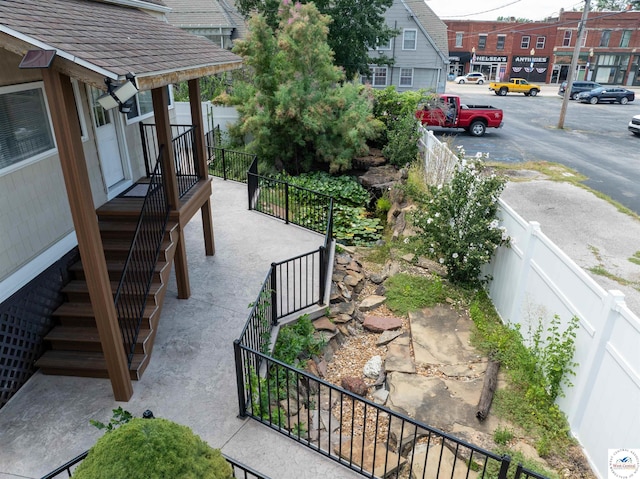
[89,86,125,188]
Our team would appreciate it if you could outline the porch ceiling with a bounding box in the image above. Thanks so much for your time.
[0,0,243,90]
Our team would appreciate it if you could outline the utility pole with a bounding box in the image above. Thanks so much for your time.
[557,0,591,129]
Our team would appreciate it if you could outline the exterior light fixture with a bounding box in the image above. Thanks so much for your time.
[97,73,138,113]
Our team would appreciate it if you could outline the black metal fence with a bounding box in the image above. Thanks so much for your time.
[208,147,256,183]
[139,123,200,198]
[247,161,332,235]
[41,450,272,479]
[114,151,169,365]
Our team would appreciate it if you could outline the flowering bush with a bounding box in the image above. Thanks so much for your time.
[411,156,509,286]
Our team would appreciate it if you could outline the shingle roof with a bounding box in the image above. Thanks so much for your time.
[164,0,233,28]
[402,0,449,61]
[0,0,242,84]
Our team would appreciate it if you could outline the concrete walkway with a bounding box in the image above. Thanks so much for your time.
[0,178,359,479]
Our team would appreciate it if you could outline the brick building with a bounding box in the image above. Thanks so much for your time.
[445,10,640,85]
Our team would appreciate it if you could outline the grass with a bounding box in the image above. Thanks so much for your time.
[629,251,640,266]
[384,273,448,315]
[587,245,640,291]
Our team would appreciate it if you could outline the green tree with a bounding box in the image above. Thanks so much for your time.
[235,0,395,78]
[594,0,639,9]
[221,1,383,173]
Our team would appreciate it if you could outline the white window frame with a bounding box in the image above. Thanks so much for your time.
[496,35,506,50]
[399,68,414,87]
[71,79,89,142]
[521,36,530,49]
[125,85,174,125]
[478,34,487,50]
[403,29,417,51]
[372,67,388,87]
[562,30,572,47]
[536,36,546,49]
[455,32,463,48]
[0,81,57,177]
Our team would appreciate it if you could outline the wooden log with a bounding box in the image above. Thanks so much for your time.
[476,359,500,421]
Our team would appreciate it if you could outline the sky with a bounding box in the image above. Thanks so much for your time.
[427,0,585,21]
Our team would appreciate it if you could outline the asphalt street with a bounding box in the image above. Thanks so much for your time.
[439,82,640,214]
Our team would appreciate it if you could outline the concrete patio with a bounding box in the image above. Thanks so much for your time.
[0,177,359,479]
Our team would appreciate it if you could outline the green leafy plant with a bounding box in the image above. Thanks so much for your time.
[89,407,133,433]
[469,292,578,457]
[382,113,421,167]
[372,86,433,147]
[493,426,514,446]
[410,157,509,286]
[74,418,233,479]
[273,315,325,366]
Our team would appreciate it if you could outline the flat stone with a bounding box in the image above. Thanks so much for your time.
[410,443,479,479]
[363,315,402,333]
[330,301,355,316]
[384,340,416,373]
[313,317,337,332]
[335,253,351,265]
[332,272,346,282]
[359,295,386,311]
[344,272,364,286]
[401,253,415,263]
[372,388,389,405]
[337,325,350,336]
[316,359,327,378]
[376,330,403,346]
[440,361,488,378]
[337,282,352,300]
[332,313,352,324]
[409,305,480,366]
[334,436,405,478]
[363,355,382,378]
[369,272,386,284]
[346,259,362,272]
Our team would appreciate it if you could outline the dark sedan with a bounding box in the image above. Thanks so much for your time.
[577,86,635,105]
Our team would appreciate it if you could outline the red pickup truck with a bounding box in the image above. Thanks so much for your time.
[415,94,504,136]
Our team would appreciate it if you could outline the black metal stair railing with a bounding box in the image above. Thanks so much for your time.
[114,148,170,366]
[139,123,200,198]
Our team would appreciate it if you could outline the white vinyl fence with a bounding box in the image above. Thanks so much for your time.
[174,102,239,134]
[420,127,640,479]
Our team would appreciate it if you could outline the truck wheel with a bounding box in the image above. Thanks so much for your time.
[530,89,539,97]
[469,121,486,137]
[499,87,508,96]
[589,96,599,105]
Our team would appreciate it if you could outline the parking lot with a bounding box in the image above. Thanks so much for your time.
[437,81,640,214]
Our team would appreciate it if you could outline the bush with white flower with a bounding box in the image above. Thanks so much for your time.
[411,157,509,286]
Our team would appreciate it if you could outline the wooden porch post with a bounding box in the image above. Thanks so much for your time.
[188,78,215,256]
[42,68,133,401]
[151,87,190,299]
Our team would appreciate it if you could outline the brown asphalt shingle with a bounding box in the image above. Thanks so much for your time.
[0,0,241,78]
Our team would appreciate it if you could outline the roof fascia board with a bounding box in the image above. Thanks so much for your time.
[96,0,171,14]
[135,60,243,89]
[399,0,449,64]
[0,25,119,80]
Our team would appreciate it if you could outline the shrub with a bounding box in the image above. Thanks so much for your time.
[410,158,509,286]
[382,113,420,167]
[73,418,233,479]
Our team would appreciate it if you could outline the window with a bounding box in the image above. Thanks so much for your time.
[478,34,487,50]
[372,67,388,86]
[563,30,572,47]
[126,87,172,124]
[521,36,530,49]
[0,82,56,172]
[600,30,611,47]
[581,33,587,47]
[536,36,546,49]
[620,30,632,48]
[399,68,413,87]
[496,35,505,50]
[403,29,417,50]
[455,32,463,48]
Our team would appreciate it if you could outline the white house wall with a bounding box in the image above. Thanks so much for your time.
[369,0,447,92]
